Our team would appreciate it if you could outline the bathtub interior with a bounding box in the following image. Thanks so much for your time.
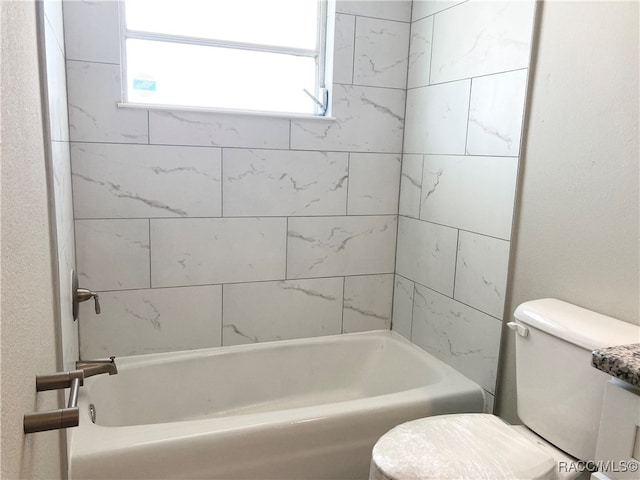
[84,331,448,427]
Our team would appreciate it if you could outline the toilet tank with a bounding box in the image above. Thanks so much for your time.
[512,299,639,461]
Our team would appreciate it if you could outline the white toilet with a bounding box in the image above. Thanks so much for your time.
[370,298,640,480]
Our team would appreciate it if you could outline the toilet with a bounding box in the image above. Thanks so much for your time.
[370,298,640,480]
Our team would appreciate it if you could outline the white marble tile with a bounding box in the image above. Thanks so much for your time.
[75,219,150,291]
[44,16,69,142]
[398,154,423,218]
[466,69,529,157]
[454,231,510,319]
[412,1,467,22]
[67,61,148,144]
[353,17,410,89]
[287,215,397,279]
[79,285,222,358]
[222,278,343,346]
[148,110,290,149]
[291,84,405,153]
[347,153,401,215]
[407,16,433,89]
[72,143,222,218]
[151,218,286,287]
[62,0,121,64]
[395,216,457,295]
[44,0,64,51]
[333,14,356,84]
[392,275,414,339]
[336,1,412,22]
[343,274,394,333]
[51,141,78,370]
[411,284,502,393]
[420,155,518,240]
[430,0,536,84]
[404,80,470,154]
[223,149,348,217]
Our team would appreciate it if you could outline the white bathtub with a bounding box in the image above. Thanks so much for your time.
[69,330,484,479]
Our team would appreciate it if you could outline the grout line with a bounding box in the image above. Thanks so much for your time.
[464,79,473,154]
[284,217,289,279]
[220,283,225,344]
[333,82,407,92]
[341,276,346,333]
[345,152,351,215]
[452,228,460,299]
[66,140,404,157]
[409,282,416,341]
[66,58,121,67]
[428,13,436,85]
[220,148,225,217]
[396,214,512,242]
[413,0,470,23]
[411,66,531,92]
[337,12,412,24]
[147,110,150,144]
[351,16,357,84]
[417,155,425,219]
[147,218,152,288]
[74,213,400,221]
[92,272,397,294]
[288,121,292,149]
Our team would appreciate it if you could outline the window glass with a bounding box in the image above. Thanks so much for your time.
[122,0,326,115]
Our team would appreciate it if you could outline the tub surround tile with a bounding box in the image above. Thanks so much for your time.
[420,155,518,240]
[398,154,423,219]
[75,219,150,291]
[149,110,290,149]
[404,81,470,155]
[395,216,457,296]
[79,285,223,358]
[44,20,69,142]
[392,275,414,340]
[347,153,401,215]
[287,215,397,279]
[411,1,467,22]
[454,231,510,319]
[407,16,433,89]
[223,149,348,217]
[343,274,394,333]
[353,17,410,89]
[67,61,149,144]
[466,69,528,157]
[592,344,640,388]
[333,14,356,85]
[430,0,535,84]
[72,143,222,219]
[336,0,412,23]
[151,218,286,287]
[43,0,65,51]
[63,0,121,64]
[222,278,343,346]
[411,285,502,393]
[291,84,405,153]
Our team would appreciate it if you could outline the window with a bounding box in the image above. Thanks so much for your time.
[121,0,328,116]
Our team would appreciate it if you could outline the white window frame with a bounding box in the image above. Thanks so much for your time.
[118,1,330,118]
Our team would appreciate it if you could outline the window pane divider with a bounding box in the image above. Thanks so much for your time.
[126,29,319,58]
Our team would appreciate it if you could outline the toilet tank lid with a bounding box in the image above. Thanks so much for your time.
[514,299,640,351]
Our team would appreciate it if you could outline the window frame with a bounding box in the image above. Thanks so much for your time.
[118,0,330,117]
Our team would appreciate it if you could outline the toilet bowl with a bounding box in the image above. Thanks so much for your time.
[369,299,640,480]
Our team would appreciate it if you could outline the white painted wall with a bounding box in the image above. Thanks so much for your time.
[0,1,65,477]
[497,0,640,422]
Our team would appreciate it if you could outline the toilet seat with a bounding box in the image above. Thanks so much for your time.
[370,414,557,480]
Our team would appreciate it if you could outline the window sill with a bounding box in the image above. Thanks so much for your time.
[117,102,336,122]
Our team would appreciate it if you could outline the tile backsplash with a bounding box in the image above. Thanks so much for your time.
[67,0,407,358]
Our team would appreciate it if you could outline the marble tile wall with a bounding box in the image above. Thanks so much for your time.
[66,0,409,358]
[43,0,78,370]
[393,0,536,409]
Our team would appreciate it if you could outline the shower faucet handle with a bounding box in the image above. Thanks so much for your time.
[77,288,101,315]
[71,270,101,320]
